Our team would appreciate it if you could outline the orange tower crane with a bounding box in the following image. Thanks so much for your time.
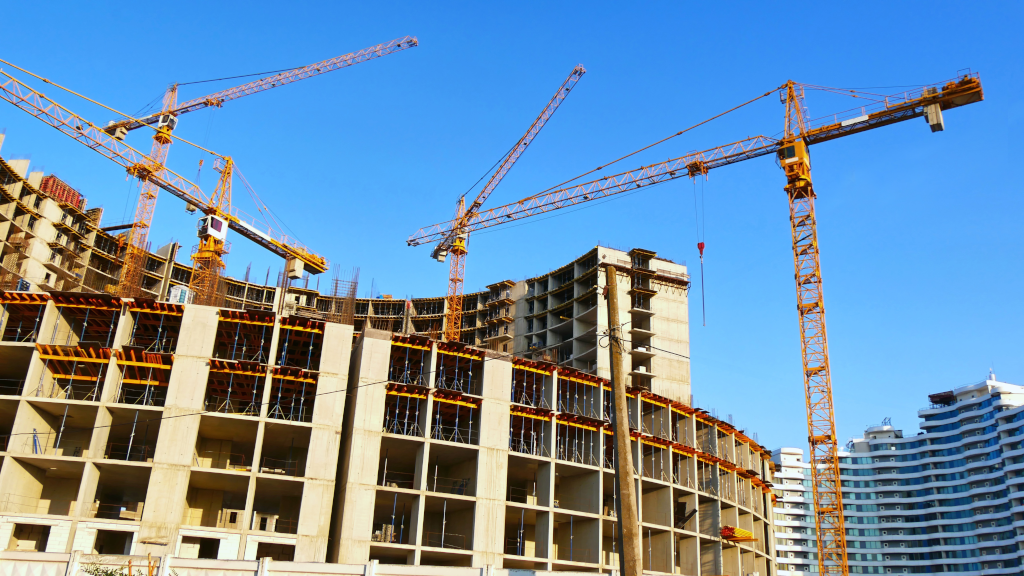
[408,73,984,575]
[420,64,585,342]
[0,66,329,303]
[102,36,417,298]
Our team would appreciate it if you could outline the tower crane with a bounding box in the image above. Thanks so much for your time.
[425,64,585,342]
[101,36,417,298]
[408,72,984,575]
[0,65,329,305]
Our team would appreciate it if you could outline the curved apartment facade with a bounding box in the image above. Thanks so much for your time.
[774,373,1024,575]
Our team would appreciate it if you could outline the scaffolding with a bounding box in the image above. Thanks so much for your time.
[509,408,550,457]
[556,371,600,419]
[0,291,48,342]
[511,361,552,408]
[640,437,672,482]
[267,367,317,422]
[430,391,479,445]
[34,342,110,400]
[114,347,173,406]
[383,384,427,437]
[554,415,601,467]
[127,300,183,353]
[277,317,324,370]
[213,309,274,363]
[206,360,265,415]
[434,342,482,395]
[388,336,429,386]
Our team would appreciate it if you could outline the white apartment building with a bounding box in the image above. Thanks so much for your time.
[773,372,1024,575]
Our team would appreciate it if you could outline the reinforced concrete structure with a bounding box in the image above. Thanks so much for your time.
[330,247,776,574]
[0,138,776,573]
[773,372,1024,575]
[0,291,352,562]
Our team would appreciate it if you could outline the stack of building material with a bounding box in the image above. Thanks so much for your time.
[39,175,86,210]
[721,525,757,542]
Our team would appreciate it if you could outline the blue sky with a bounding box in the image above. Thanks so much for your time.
[1,1,1020,450]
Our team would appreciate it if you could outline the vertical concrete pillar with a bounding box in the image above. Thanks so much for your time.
[472,350,511,567]
[135,304,218,556]
[294,322,352,562]
[330,329,391,563]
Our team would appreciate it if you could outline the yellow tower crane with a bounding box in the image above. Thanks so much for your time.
[421,64,585,342]
[100,36,416,298]
[409,73,984,575]
[0,63,329,304]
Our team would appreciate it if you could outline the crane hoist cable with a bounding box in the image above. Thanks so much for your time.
[691,176,707,327]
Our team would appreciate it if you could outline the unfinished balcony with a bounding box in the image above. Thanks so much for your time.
[103,407,161,462]
[382,385,427,438]
[0,399,15,451]
[421,496,474,557]
[429,392,479,445]
[250,477,303,535]
[503,507,545,566]
[32,343,110,401]
[16,401,97,457]
[388,336,431,387]
[182,472,248,530]
[193,415,258,473]
[88,464,149,522]
[553,464,599,514]
[0,457,82,516]
[378,436,422,490]
[370,490,416,545]
[125,300,183,353]
[204,360,265,416]
[0,292,48,343]
[433,343,482,396]
[552,512,599,567]
[0,345,32,396]
[506,456,546,506]
[510,362,552,408]
[275,317,323,370]
[259,423,309,477]
[212,309,274,364]
[266,367,316,423]
[424,442,476,497]
[112,347,172,407]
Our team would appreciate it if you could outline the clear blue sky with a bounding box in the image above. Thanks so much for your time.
[1,1,1020,451]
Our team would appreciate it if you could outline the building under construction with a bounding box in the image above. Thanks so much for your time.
[0,140,776,574]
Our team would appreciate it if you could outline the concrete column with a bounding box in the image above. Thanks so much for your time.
[294,322,352,562]
[472,350,512,567]
[135,304,218,555]
[330,329,391,563]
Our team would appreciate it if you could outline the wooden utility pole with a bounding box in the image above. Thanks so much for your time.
[605,264,642,576]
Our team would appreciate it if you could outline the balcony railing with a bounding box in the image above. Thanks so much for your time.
[194,450,252,471]
[0,494,76,515]
[424,531,466,550]
[251,513,298,534]
[104,443,153,462]
[427,475,471,496]
[90,501,144,521]
[380,470,415,489]
[0,379,24,396]
[260,457,301,477]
